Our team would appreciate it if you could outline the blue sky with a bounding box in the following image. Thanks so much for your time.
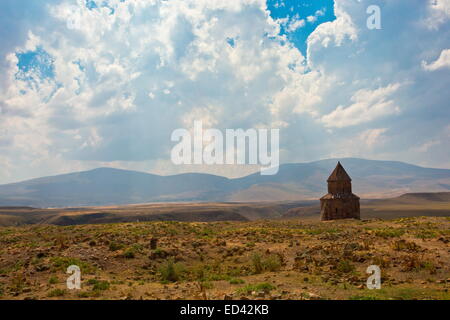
[0,0,449,183]
[267,0,336,55]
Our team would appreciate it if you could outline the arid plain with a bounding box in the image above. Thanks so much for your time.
[0,192,449,300]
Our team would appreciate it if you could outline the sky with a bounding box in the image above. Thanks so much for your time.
[0,0,449,184]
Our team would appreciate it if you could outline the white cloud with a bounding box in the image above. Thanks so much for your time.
[307,1,357,56]
[424,0,450,29]
[358,128,388,148]
[0,0,449,183]
[306,8,326,24]
[0,0,307,181]
[307,15,317,23]
[422,48,450,71]
[327,128,389,160]
[287,18,305,32]
[321,84,402,128]
[315,9,325,17]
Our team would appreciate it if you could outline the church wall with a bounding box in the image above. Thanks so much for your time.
[320,198,360,220]
[327,181,352,194]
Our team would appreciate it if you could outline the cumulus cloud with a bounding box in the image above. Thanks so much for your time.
[0,0,449,183]
[307,2,357,53]
[424,0,450,29]
[321,84,402,128]
[422,48,450,71]
[0,0,305,181]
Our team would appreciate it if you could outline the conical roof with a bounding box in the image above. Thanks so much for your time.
[327,161,352,182]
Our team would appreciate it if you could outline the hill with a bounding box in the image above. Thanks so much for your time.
[0,158,449,207]
[0,192,449,227]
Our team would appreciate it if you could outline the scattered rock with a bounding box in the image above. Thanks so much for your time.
[150,238,158,250]
[35,265,49,272]
[307,292,321,300]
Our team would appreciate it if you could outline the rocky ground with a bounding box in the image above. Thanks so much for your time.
[0,216,449,300]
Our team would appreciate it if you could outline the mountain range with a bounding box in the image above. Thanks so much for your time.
[0,158,449,208]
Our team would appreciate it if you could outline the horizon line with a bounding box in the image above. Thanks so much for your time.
[1,156,449,186]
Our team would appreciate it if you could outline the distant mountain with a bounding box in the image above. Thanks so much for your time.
[0,168,233,207]
[0,158,449,207]
[227,158,450,201]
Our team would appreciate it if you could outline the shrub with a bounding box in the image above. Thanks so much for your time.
[372,256,391,268]
[198,281,214,289]
[263,254,282,272]
[109,241,124,251]
[48,276,58,284]
[77,291,91,298]
[150,248,168,259]
[123,248,135,259]
[401,255,436,274]
[251,253,263,274]
[159,258,185,282]
[229,278,245,285]
[11,274,26,292]
[415,230,438,240]
[87,279,110,291]
[392,240,420,252]
[374,228,405,238]
[251,252,282,274]
[50,257,95,273]
[93,281,110,291]
[337,260,355,273]
[48,288,66,297]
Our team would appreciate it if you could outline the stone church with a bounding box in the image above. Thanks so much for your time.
[320,162,360,221]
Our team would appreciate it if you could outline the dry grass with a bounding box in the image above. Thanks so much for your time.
[0,216,449,300]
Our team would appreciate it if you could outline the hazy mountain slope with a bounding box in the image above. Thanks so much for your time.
[0,158,449,207]
[0,168,232,207]
[228,158,450,201]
